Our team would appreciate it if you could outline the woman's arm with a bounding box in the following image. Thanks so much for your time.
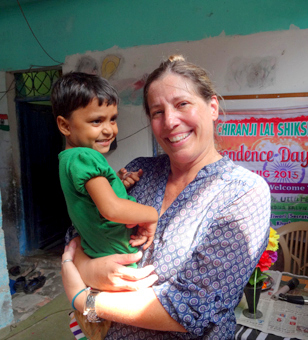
[72,236,158,291]
[95,289,186,332]
[63,241,187,332]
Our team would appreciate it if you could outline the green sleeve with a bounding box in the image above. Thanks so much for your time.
[66,148,111,196]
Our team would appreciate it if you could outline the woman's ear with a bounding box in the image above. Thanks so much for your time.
[210,95,219,121]
[57,116,71,136]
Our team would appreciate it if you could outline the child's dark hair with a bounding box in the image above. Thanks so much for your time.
[51,72,119,119]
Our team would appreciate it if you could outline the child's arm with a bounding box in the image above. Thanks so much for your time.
[85,176,158,249]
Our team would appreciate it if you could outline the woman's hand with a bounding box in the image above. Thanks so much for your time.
[61,240,87,312]
[117,168,143,189]
[73,237,158,291]
[65,239,186,332]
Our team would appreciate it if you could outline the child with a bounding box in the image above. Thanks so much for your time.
[51,72,158,269]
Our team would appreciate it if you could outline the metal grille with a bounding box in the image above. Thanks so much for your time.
[15,69,62,99]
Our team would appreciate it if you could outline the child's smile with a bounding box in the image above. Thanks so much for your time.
[64,98,118,154]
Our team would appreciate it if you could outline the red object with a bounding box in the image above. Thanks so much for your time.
[256,251,272,272]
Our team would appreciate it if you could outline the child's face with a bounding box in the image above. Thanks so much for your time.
[65,98,118,154]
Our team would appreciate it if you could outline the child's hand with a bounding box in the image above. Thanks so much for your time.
[128,221,157,250]
[117,168,143,189]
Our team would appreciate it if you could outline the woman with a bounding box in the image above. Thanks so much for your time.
[62,55,271,339]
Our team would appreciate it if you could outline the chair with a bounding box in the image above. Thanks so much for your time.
[276,221,308,276]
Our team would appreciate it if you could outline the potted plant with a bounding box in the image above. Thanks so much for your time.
[243,227,280,318]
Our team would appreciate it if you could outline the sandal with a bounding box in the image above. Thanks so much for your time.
[24,275,46,294]
[10,262,37,279]
[20,262,38,277]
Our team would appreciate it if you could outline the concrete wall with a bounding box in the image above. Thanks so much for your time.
[0,72,21,262]
[1,0,308,72]
[0,191,14,329]
[63,28,308,171]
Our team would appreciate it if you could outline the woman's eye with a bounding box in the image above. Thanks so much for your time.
[151,110,162,118]
[179,102,188,108]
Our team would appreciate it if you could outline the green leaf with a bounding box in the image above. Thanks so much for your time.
[248,268,266,286]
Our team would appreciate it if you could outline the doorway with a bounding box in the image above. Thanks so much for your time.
[15,69,70,252]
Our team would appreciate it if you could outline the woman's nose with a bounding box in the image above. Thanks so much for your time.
[164,108,178,130]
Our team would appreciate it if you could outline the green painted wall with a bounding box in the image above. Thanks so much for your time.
[1,0,308,71]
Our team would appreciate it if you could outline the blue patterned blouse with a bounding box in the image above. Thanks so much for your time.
[104,155,271,340]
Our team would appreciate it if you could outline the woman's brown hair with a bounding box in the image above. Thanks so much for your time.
[143,54,219,116]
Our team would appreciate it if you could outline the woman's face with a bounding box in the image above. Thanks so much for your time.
[147,73,219,168]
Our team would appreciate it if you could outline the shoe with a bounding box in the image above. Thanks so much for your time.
[27,270,42,280]
[10,262,37,280]
[9,265,21,276]
[24,275,46,294]
[13,276,26,292]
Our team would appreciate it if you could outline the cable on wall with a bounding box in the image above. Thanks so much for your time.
[117,125,150,143]
[16,0,62,65]
[0,78,15,102]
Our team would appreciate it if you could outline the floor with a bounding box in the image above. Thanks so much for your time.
[0,242,75,340]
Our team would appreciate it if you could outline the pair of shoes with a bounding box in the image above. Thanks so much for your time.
[9,262,38,280]
[13,272,46,294]
[13,270,41,292]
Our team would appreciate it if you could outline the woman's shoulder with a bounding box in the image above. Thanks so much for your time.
[126,154,169,172]
[222,156,270,190]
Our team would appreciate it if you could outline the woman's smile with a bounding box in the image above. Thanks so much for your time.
[167,131,192,143]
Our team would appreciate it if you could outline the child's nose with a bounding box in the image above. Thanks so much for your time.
[102,124,113,135]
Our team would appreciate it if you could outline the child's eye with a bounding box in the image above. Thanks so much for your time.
[91,120,101,125]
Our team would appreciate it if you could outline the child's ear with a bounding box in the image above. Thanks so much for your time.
[57,116,71,136]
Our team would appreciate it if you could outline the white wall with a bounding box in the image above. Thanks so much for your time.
[63,28,308,170]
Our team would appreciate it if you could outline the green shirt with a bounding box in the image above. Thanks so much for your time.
[59,147,138,262]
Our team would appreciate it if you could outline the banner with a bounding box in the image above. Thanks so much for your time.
[216,107,308,229]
